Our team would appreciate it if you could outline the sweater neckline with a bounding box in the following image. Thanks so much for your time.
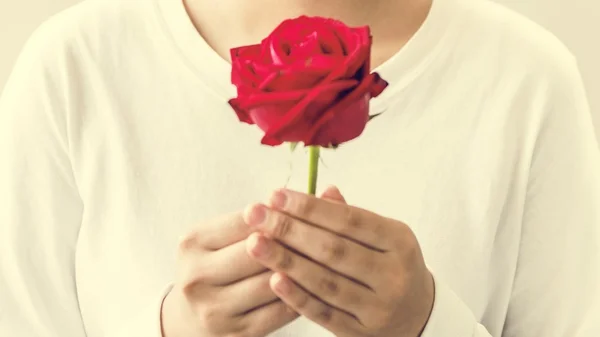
[154,0,460,114]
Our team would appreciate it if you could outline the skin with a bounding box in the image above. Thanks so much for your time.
[245,187,435,337]
[161,211,299,337]
[162,1,436,336]
[184,0,433,68]
[162,187,435,337]
[159,189,352,337]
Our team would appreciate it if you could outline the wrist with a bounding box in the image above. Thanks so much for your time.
[411,270,436,337]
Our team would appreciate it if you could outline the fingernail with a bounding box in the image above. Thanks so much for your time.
[270,190,288,209]
[244,204,266,226]
[326,185,339,192]
[273,274,290,294]
[250,235,270,258]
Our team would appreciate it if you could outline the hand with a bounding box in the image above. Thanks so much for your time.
[243,187,435,337]
[161,212,298,337]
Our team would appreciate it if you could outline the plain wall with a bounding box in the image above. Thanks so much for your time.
[0,0,81,89]
[0,0,598,136]
[495,0,599,137]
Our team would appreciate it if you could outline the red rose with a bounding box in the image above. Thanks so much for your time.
[228,16,388,147]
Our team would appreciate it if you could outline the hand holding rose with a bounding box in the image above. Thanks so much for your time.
[161,213,298,337]
[244,187,435,337]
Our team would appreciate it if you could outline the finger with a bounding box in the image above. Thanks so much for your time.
[181,240,267,286]
[181,212,254,251]
[319,185,347,203]
[270,273,361,334]
[268,188,394,250]
[239,299,299,336]
[245,204,382,286]
[206,240,268,284]
[247,234,374,316]
[219,271,279,315]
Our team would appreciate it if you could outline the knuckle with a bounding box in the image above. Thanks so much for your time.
[198,304,226,328]
[373,221,388,242]
[284,304,299,318]
[387,273,409,299]
[394,233,423,269]
[404,231,422,259]
[361,253,378,275]
[272,213,294,238]
[318,276,340,297]
[345,289,364,307]
[394,222,416,249]
[203,304,222,319]
[320,236,346,263]
[295,292,311,310]
[315,304,334,323]
[178,258,221,299]
[192,268,211,286]
[177,232,200,255]
[181,280,201,298]
[275,250,294,270]
[227,318,250,337]
[364,309,394,330]
[180,270,210,298]
[294,195,316,216]
[342,206,361,232]
[359,302,395,331]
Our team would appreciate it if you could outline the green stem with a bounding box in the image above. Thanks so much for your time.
[307,146,320,195]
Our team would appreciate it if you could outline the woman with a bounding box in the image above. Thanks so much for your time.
[1,0,598,336]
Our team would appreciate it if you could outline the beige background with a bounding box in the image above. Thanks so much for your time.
[1,0,599,138]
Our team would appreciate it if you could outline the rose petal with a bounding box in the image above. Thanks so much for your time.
[231,59,260,88]
[325,19,359,54]
[314,26,345,55]
[260,133,287,146]
[228,98,254,124]
[309,94,371,147]
[229,16,389,147]
[266,18,313,65]
[230,44,262,62]
[290,32,322,60]
[323,27,371,83]
[368,72,389,98]
[268,38,291,65]
[257,55,341,91]
[254,72,387,147]
[231,44,282,90]
[266,16,348,66]
[232,60,283,91]
[347,27,372,78]
[262,80,359,139]
[255,105,314,146]
[234,89,309,110]
[304,72,389,146]
[258,69,322,91]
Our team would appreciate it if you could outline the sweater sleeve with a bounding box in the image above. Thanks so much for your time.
[420,58,600,336]
[499,56,600,337]
[0,17,169,337]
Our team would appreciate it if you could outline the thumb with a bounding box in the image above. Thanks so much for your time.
[319,185,347,204]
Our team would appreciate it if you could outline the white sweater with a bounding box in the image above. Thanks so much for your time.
[1,0,599,336]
